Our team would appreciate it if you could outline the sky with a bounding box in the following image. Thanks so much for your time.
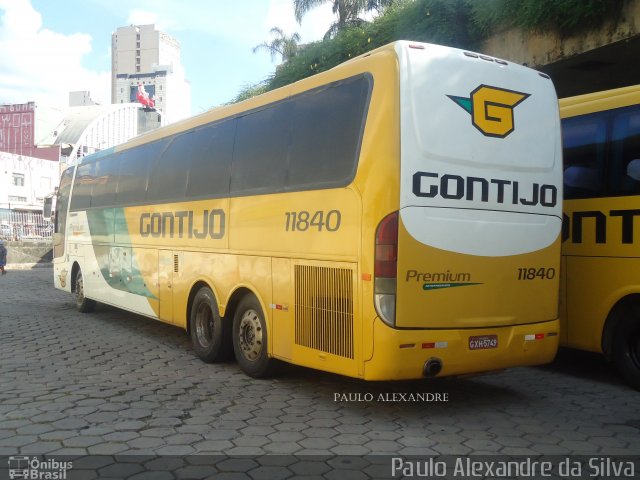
[0,0,340,115]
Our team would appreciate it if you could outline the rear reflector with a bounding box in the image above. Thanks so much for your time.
[524,333,545,341]
[422,342,448,349]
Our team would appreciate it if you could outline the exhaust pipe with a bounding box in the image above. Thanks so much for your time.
[423,358,443,378]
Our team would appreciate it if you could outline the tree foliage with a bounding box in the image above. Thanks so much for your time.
[468,0,623,36]
[230,0,626,103]
[253,27,302,63]
[294,0,395,39]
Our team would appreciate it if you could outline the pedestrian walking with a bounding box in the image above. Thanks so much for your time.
[0,240,7,274]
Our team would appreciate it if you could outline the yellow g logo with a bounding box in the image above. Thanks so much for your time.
[447,85,530,138]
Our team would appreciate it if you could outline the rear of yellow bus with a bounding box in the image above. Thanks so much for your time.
[365,42,562,380]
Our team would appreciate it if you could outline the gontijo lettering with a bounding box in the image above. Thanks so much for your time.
[139,209,225,239]
[413,172,558,208]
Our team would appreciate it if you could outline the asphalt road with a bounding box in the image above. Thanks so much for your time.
[0,268,638,478]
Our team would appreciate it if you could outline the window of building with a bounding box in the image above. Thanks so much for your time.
[8,196,27,202]
[12,173,24,187]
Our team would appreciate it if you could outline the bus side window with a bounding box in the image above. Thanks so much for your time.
[288,75,371,190]
[115,140,169,206]
[562,113,607,199]
[231,103,291,195]
[147,133,191,203]
[69,162,95,210]
[185,121,234,199]
[91,156,120,208]
[609,106,640,196]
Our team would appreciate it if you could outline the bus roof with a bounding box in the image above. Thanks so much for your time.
[559,84,640,118]
[79,41,431,164]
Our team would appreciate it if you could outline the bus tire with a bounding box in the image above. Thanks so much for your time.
[189,287,232,363]
[74,269,96,313]
[232,294,281,378]
[612,308,640,390]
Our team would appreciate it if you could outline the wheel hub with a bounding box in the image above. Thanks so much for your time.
[195,304,214,348]
[239,309,262,361]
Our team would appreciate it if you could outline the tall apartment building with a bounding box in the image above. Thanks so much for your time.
[111,24,191,123]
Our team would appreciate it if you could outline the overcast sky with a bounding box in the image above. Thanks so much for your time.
[0,0,340,115]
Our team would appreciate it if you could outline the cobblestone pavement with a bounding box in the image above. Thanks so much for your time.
[0,269,639,477]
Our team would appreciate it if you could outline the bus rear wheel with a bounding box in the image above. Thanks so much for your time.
[189,287,232,363]
[74,268,96,313]
[232,294,281,378]
[612,310,640,390]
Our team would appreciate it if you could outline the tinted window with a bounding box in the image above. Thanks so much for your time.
[69,162,95,210]
[147,134,191,202]
[609,106,640,196]
[231,102,291,195]
[288,75,371,189]
[91,156,120,207]
[116,140,168,205]
[186,121,235,198]
[562,113,607,199]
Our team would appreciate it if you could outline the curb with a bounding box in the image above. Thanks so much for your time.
[5,263,53,270]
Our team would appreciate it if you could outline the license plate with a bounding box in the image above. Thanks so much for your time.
[469,335,498,350]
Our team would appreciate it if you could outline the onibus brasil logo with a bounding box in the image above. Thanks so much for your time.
[8,456,72,479]
[447,85,530,138]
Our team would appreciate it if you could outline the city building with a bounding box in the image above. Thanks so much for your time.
[0,97,165,214]
[0,151,58,213]
[111,24,191,122]
[44,102,165,165]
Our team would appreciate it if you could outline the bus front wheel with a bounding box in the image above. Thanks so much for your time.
[74,268,96,313]
[232,294,281,378]
[189,287,232,363]
[613,310,640,390]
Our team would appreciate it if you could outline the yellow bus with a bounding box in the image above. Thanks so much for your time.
[53,41,562,381]
[560,84,640,389]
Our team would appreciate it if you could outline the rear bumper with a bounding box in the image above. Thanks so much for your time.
[363,317,559,380]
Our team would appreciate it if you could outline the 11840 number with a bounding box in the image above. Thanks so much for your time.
[517,267,556,280]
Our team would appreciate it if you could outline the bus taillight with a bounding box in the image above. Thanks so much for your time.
[375,211,398,327]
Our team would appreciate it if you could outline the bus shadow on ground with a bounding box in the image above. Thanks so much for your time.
[85,303,537,408]
[537,347,624,387]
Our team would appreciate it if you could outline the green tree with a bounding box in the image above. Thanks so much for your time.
[293,0,394,39]
[253,27,302,63]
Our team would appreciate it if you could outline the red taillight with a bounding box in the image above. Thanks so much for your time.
[375,212,398,278]
[374,212,398,327]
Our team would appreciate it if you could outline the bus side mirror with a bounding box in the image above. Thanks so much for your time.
[43,197,53,222]
[627,159,640,181]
